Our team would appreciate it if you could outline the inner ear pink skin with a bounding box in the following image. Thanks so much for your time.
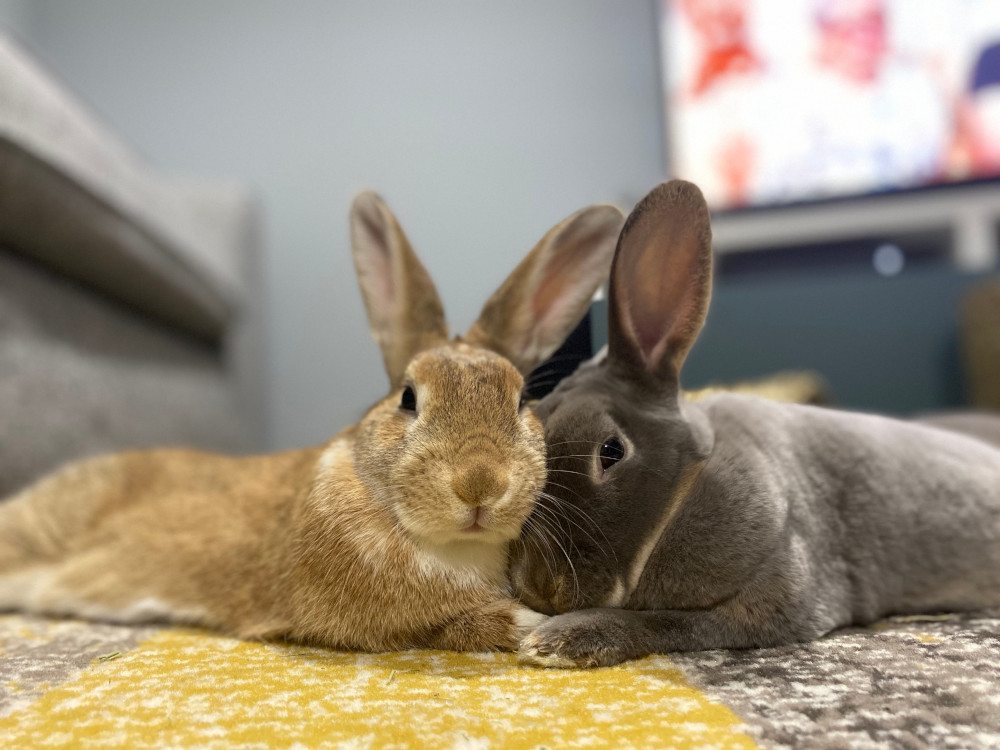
[532,221,617,322]
[618,223,704,373]
[531,250,577,322]
[356,213,397,309]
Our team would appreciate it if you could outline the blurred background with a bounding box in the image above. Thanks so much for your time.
[1,0,998,494]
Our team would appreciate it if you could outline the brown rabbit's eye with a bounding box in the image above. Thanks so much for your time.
[599,438,625,471]
[400,386,417,412]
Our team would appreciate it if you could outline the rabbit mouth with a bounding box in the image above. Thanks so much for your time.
[459,506,488,533]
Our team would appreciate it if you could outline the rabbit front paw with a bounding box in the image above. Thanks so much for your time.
[517,609,632,668]
[512,605,549,638]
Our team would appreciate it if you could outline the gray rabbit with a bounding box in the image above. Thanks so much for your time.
[919,412,1000,450]
[512,180,1000,668]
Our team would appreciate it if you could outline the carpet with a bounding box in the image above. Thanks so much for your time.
[1,612,998,749]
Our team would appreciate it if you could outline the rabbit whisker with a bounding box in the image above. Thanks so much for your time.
[538,490,618,567]
[541,478,585,502]
[545,440,605,449]
[528,506,581,608]
[518,517,559,593]
[545,468,594,479]
[537,491,604,549]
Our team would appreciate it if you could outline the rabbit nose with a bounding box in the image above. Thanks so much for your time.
[451,464,508,507]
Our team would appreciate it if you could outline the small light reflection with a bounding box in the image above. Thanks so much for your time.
[873,243,905,277]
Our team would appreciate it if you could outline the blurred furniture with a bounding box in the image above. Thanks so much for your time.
[962,276,1000,411]
[0,33,265,498]
[710,183,1000,272]
[684,370,830,406]
[682,266,990,414]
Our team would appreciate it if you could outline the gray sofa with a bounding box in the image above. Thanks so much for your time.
[0,33,265,497]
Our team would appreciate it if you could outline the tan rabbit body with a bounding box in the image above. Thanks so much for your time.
[0,192,623,652]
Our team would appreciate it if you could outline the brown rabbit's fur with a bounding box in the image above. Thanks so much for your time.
[0,192,623,653]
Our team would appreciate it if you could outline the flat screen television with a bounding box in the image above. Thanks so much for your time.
[660,0,1000,212]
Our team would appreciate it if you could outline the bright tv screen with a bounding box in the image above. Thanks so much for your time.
[660,0,1000,211]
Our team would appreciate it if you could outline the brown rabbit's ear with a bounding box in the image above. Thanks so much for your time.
[351,191,449,386]
[465,204,624,375]
[607,180,713,384]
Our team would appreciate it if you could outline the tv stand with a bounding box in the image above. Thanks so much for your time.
[709,183,1000,271]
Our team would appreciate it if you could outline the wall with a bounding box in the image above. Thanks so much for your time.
[0,0,32,40]
[4,1,666,449]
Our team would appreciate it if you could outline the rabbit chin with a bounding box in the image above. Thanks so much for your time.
[409,516,521,548]
[413,532,515,578]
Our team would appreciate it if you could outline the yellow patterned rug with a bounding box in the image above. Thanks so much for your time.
[3,612,1000,749]
[0,615,754,749]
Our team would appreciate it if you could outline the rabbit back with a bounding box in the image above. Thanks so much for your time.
[918,411,1000,450]
[646,395,1000,626]
[0,445,321,634]
[0,433,530,652]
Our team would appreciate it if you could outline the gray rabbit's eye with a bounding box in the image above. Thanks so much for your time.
[599,438,625,471]
[400,386,417,412]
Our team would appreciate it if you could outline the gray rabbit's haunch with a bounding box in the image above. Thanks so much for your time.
[512,180,1000,668]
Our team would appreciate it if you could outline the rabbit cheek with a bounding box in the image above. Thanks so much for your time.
[509,518,589,614]
[509,550,560,616]
[492,449,545,533]
[514,492,623,613]
[383,457,447,539]
[353,421,406,498]
[476,495,528,545]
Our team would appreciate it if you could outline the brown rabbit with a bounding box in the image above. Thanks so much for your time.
[0,192,623,653]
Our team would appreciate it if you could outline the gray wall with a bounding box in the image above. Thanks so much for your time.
[0,0,33,39]
[3,1,665,449]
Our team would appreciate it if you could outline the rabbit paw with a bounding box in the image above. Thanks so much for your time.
[517,610,631,669]
[512,606,550,638]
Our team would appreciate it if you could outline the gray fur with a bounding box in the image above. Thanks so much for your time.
[513,181,1000,668]
[917,411,1000,450]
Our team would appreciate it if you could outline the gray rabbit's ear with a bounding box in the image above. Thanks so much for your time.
[351,191,449,387]
[608,180,712,384]
[465,204,624,375]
